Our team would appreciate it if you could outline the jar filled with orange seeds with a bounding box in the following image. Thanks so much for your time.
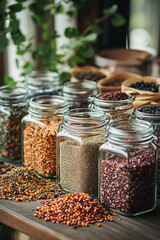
[22,95,69,178]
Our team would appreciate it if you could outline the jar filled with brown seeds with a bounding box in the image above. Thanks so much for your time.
[0,86,28,163]
[57,108,109,196]
[22,95,69,178]
[99,119,158,216]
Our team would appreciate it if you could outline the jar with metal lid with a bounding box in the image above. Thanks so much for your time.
[56,108,109,195]
[22,95,69,178]
[90,91,133,120]
[25,70,62,98]
[0,86,28,162]
[133,104,160,197]
[98,119,157,216]
[62,80,98,109]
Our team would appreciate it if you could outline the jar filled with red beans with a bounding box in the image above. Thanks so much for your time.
[98,119,157,216]
[62,80,98,109]
[22,95,69,178]
[90,91,133,120]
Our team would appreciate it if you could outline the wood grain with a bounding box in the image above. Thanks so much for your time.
[0,199,160,240]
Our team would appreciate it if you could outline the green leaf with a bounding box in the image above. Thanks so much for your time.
[103,4,118,15]
[66,11,75,18]
[111,13,126,27]
[71,0,86,9]
[11,30,25,45]
[56,5,65,14]
[22,62,33,75]
[43,51,56,63]
[79,44,94,58]
[62,41,81,50]
[15,59,19,68]
[4,76,17,86]
[9,3,23,12]
[15,0,27,2]
[89,24,102,34]
[0,38,8,52]
[31,15,41,25]
[9,19,19,32]
[42,29,50,41]
[69,55,85,64]
[0,1,6,10]
[80,33,98,42]
[60,72,71,84]
[64,27,78,39]
[51,40,57,49]
[44,4,54,11]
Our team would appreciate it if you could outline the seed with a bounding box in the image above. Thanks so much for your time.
[0,166,64,201]
[34,193,116,228]
[100,150,156,215]
[23,117,62,178]
[59,135,104,195]
[98,91,129,101]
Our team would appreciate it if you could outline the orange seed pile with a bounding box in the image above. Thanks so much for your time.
[34,193,116,228]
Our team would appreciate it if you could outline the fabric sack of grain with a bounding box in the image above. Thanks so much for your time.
[97,72,140,93]
[121,76,160,108]
[70,65,110,82]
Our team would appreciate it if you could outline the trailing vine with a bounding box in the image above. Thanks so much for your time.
[0,0,125,85]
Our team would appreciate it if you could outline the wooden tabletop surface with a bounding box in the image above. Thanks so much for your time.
[0,197,160,240]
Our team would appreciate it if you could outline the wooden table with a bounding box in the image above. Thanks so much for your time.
[0,198,160,240]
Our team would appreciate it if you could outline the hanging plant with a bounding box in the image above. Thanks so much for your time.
[0,0,125,85]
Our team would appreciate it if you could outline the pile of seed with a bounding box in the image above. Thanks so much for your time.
[0,163,14,176]
[34,193,116,228]
[138,105,160,114]
[130,80,159,93]
[98,91,128,101]
[74,70,106,82]
[0,166,64,201]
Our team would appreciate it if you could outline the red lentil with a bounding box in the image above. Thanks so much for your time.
[98,91,128,101]
[34,193,116,228]
[0,166,64,201]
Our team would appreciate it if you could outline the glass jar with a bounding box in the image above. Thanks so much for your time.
[62,80,98,109]
[25,70,62,98]
[22,95,69,178]
[0,86,28,162]
[57,108,109,196]
[99,119,157,216]
[133,104,160,197]
[90,92,133,120]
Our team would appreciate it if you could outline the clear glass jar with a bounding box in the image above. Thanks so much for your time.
[22,95,69,178]
[57,108,109,196]
[99,119,157,216]
[0,86,28,162]
[25,70,62,98]
[62,80,98,109]
[133,104,160,197]
[90,93,133,120]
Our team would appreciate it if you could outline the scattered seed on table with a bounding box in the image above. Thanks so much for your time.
[0,166,64,201]
[0,163,14,176]
[34,193,116,228]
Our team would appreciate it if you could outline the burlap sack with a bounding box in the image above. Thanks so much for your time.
[70,66,109,82]
[97,72,140,93]
[121,76,160,108]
